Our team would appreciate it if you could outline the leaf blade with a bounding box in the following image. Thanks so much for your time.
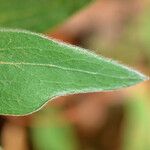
[0,29,148,115]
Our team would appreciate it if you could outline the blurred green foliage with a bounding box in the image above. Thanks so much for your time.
[0,0,92,32]
[31,108,79,150]
[123,95,150,150]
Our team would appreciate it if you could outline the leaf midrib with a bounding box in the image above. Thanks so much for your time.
[0,61,139,80]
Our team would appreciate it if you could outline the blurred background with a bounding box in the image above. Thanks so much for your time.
[0,0,150,150]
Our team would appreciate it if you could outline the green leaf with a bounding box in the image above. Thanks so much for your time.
[0,29,148,115]
[123,97,150,150]
[0,0,92,32]
[31,109,79,150]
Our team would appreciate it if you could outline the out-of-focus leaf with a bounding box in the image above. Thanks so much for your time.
[31,109,79,150]
[0,0,92,32]
[0,29,147,115]
[123,96,150,150]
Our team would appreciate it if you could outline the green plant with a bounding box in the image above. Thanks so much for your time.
[0,0,92,32]
[0,0,148,116]
[0,29,148,115]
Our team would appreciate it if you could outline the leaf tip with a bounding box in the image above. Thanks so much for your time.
[135,71,149,83]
